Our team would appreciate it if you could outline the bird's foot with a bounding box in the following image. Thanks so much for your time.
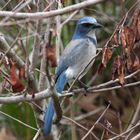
[77,80,89,96]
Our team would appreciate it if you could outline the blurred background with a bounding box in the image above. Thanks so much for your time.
[0,0,140,139]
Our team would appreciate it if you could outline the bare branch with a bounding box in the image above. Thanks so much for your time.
[130,133,140,140]
[1,80,140,104]
[0,34,24,68]
[0,0,103,19]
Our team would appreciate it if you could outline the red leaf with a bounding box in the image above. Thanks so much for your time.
[10,60,25,92]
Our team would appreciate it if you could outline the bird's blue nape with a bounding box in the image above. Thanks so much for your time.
[72,16,99,40]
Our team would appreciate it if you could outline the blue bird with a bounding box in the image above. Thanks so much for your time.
[44,16,102,136]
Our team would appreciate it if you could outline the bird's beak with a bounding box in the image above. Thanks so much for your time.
[93,22,103,28]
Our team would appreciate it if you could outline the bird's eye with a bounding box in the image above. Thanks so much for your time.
[82,23,93,27]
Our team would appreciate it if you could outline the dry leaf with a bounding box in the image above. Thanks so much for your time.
[19,66,25,79]
[121,29,127,48]
[46,47,57,67]
[132,54,140,71]
[9,60,25,92]
[126,56,132,71]
[112,56,125,85]
[118,64,125,85]
[137,18,140,40]
[131,10,140,40]
[112,56,121,80]
[111,32,119,45]
[124,26,135,48]
[132,10,139,28]
[102,47,113,67]
[113,32,119,45]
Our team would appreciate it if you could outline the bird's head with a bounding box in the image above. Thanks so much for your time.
[72,16,103,40]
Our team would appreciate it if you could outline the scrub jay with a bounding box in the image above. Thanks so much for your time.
[44,16,102,136]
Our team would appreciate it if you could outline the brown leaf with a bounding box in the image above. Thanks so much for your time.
[132,54,140,71]
[111,32,119,45]
[9,60,25,92]
[102,47,113,67]
[124,26,135,48]
[121,29,127,48]
[126,56,133,71]
[132,10,139,28]
[118,64,125,86]
[137,18,140,40]
[19,66,25,79]
[112,56,125,85]
[131,10,140,41]
[112,56,121,80]
[46,47,57,67]
[113,32,118,45]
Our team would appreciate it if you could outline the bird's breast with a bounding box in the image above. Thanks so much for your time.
[65,41,96,80]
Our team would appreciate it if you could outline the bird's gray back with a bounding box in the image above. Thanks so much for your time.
[56,38,96,79]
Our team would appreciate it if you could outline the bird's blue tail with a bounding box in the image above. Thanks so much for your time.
[44,99,54,135]
[44,71,68,136]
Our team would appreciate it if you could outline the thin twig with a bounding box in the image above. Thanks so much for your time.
[74,107,105,121]
[0,110,38,131]
[90,69,140,90]
[109,121,140,140]
[125,99,140,140]
[62,80,140,97]
[63,116,99,140]
[0,0,33,24]
[33,129,41,140]
[0,28,23,64]
[81,102,111,140]
[0,34,25,68]
[61,10,79,27]
[127,99,140,130]
[99,123,118,136]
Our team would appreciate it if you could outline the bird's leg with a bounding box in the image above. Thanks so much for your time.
[66,83,70,88]
[77,79,89,95]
